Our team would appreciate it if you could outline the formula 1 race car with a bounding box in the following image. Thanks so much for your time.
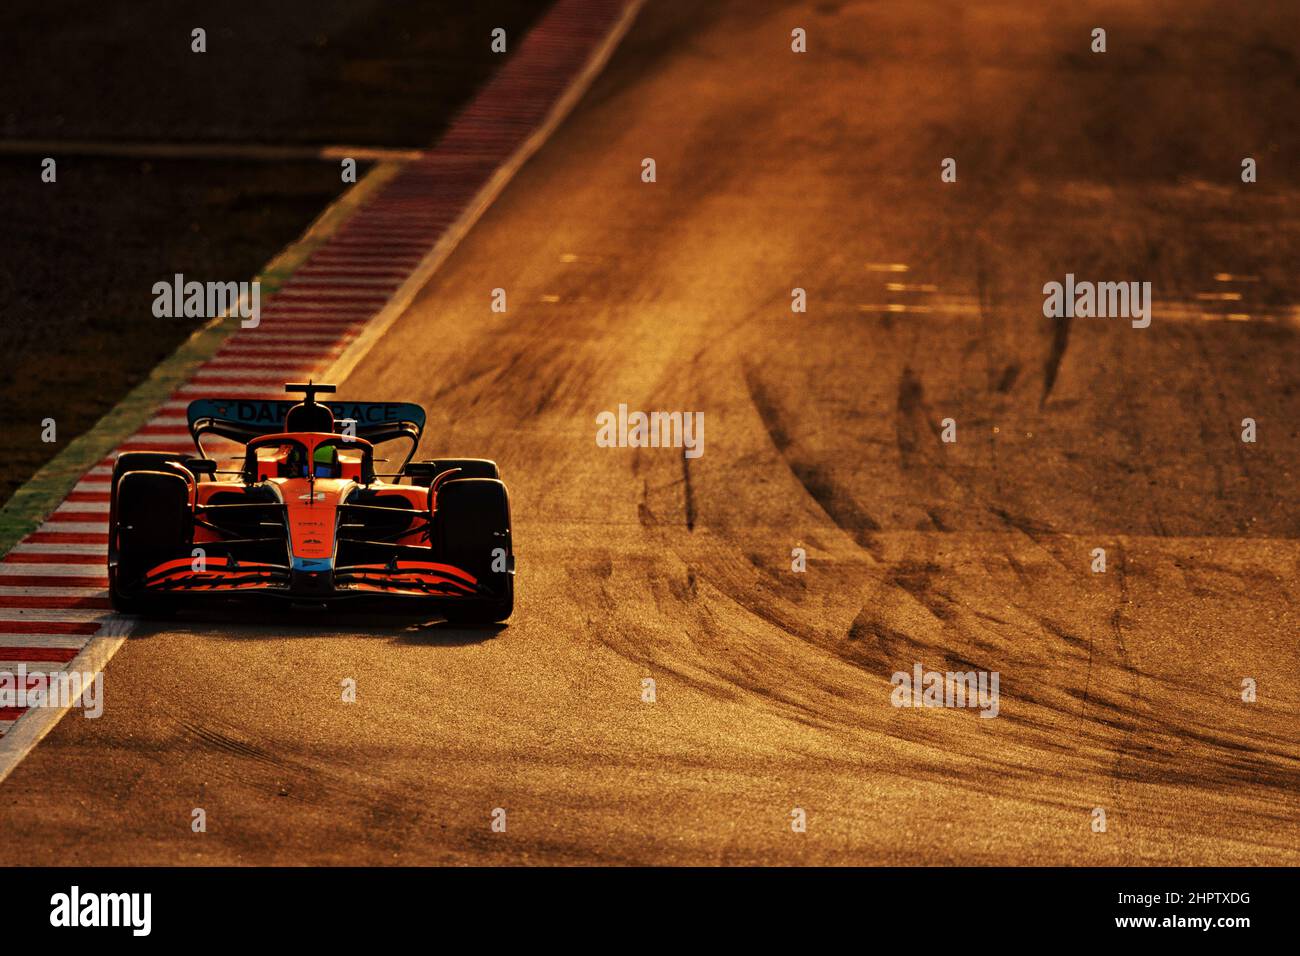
[107,383,514,625]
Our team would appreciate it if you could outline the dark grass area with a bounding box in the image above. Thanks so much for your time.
[0,156,357,503]
[0,0,549,146]
[0,1,550,505]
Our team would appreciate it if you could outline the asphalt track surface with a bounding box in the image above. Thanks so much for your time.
[2,0,1298,865]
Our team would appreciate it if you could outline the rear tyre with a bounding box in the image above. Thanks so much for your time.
[431,477,513,625]
[110,470,191,617]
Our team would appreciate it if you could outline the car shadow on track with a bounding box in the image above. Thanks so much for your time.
[124,608,507,647]
[397,620,508,647]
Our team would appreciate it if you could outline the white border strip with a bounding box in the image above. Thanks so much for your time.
[0,618,129,786]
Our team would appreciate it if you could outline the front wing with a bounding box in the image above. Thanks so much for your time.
[135,555,491,603]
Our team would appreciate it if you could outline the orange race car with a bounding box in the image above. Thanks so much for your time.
[107,383,514,625]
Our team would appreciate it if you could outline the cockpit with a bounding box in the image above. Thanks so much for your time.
[245,435,371,483]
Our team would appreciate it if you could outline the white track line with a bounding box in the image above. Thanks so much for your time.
[33,523,106,535]
[0,610,109,623]
[0,588,107,599]
[7,544,106,556]
[0,635,98,648]
[0,565,105,577]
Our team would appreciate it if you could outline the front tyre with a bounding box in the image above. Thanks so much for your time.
[442,575,514,627]
[108,565,177,618]
[431,477,514,625]
[109,470,191,617]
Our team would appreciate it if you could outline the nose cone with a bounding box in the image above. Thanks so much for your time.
[290,556,334,595]
[282,478,346,592]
